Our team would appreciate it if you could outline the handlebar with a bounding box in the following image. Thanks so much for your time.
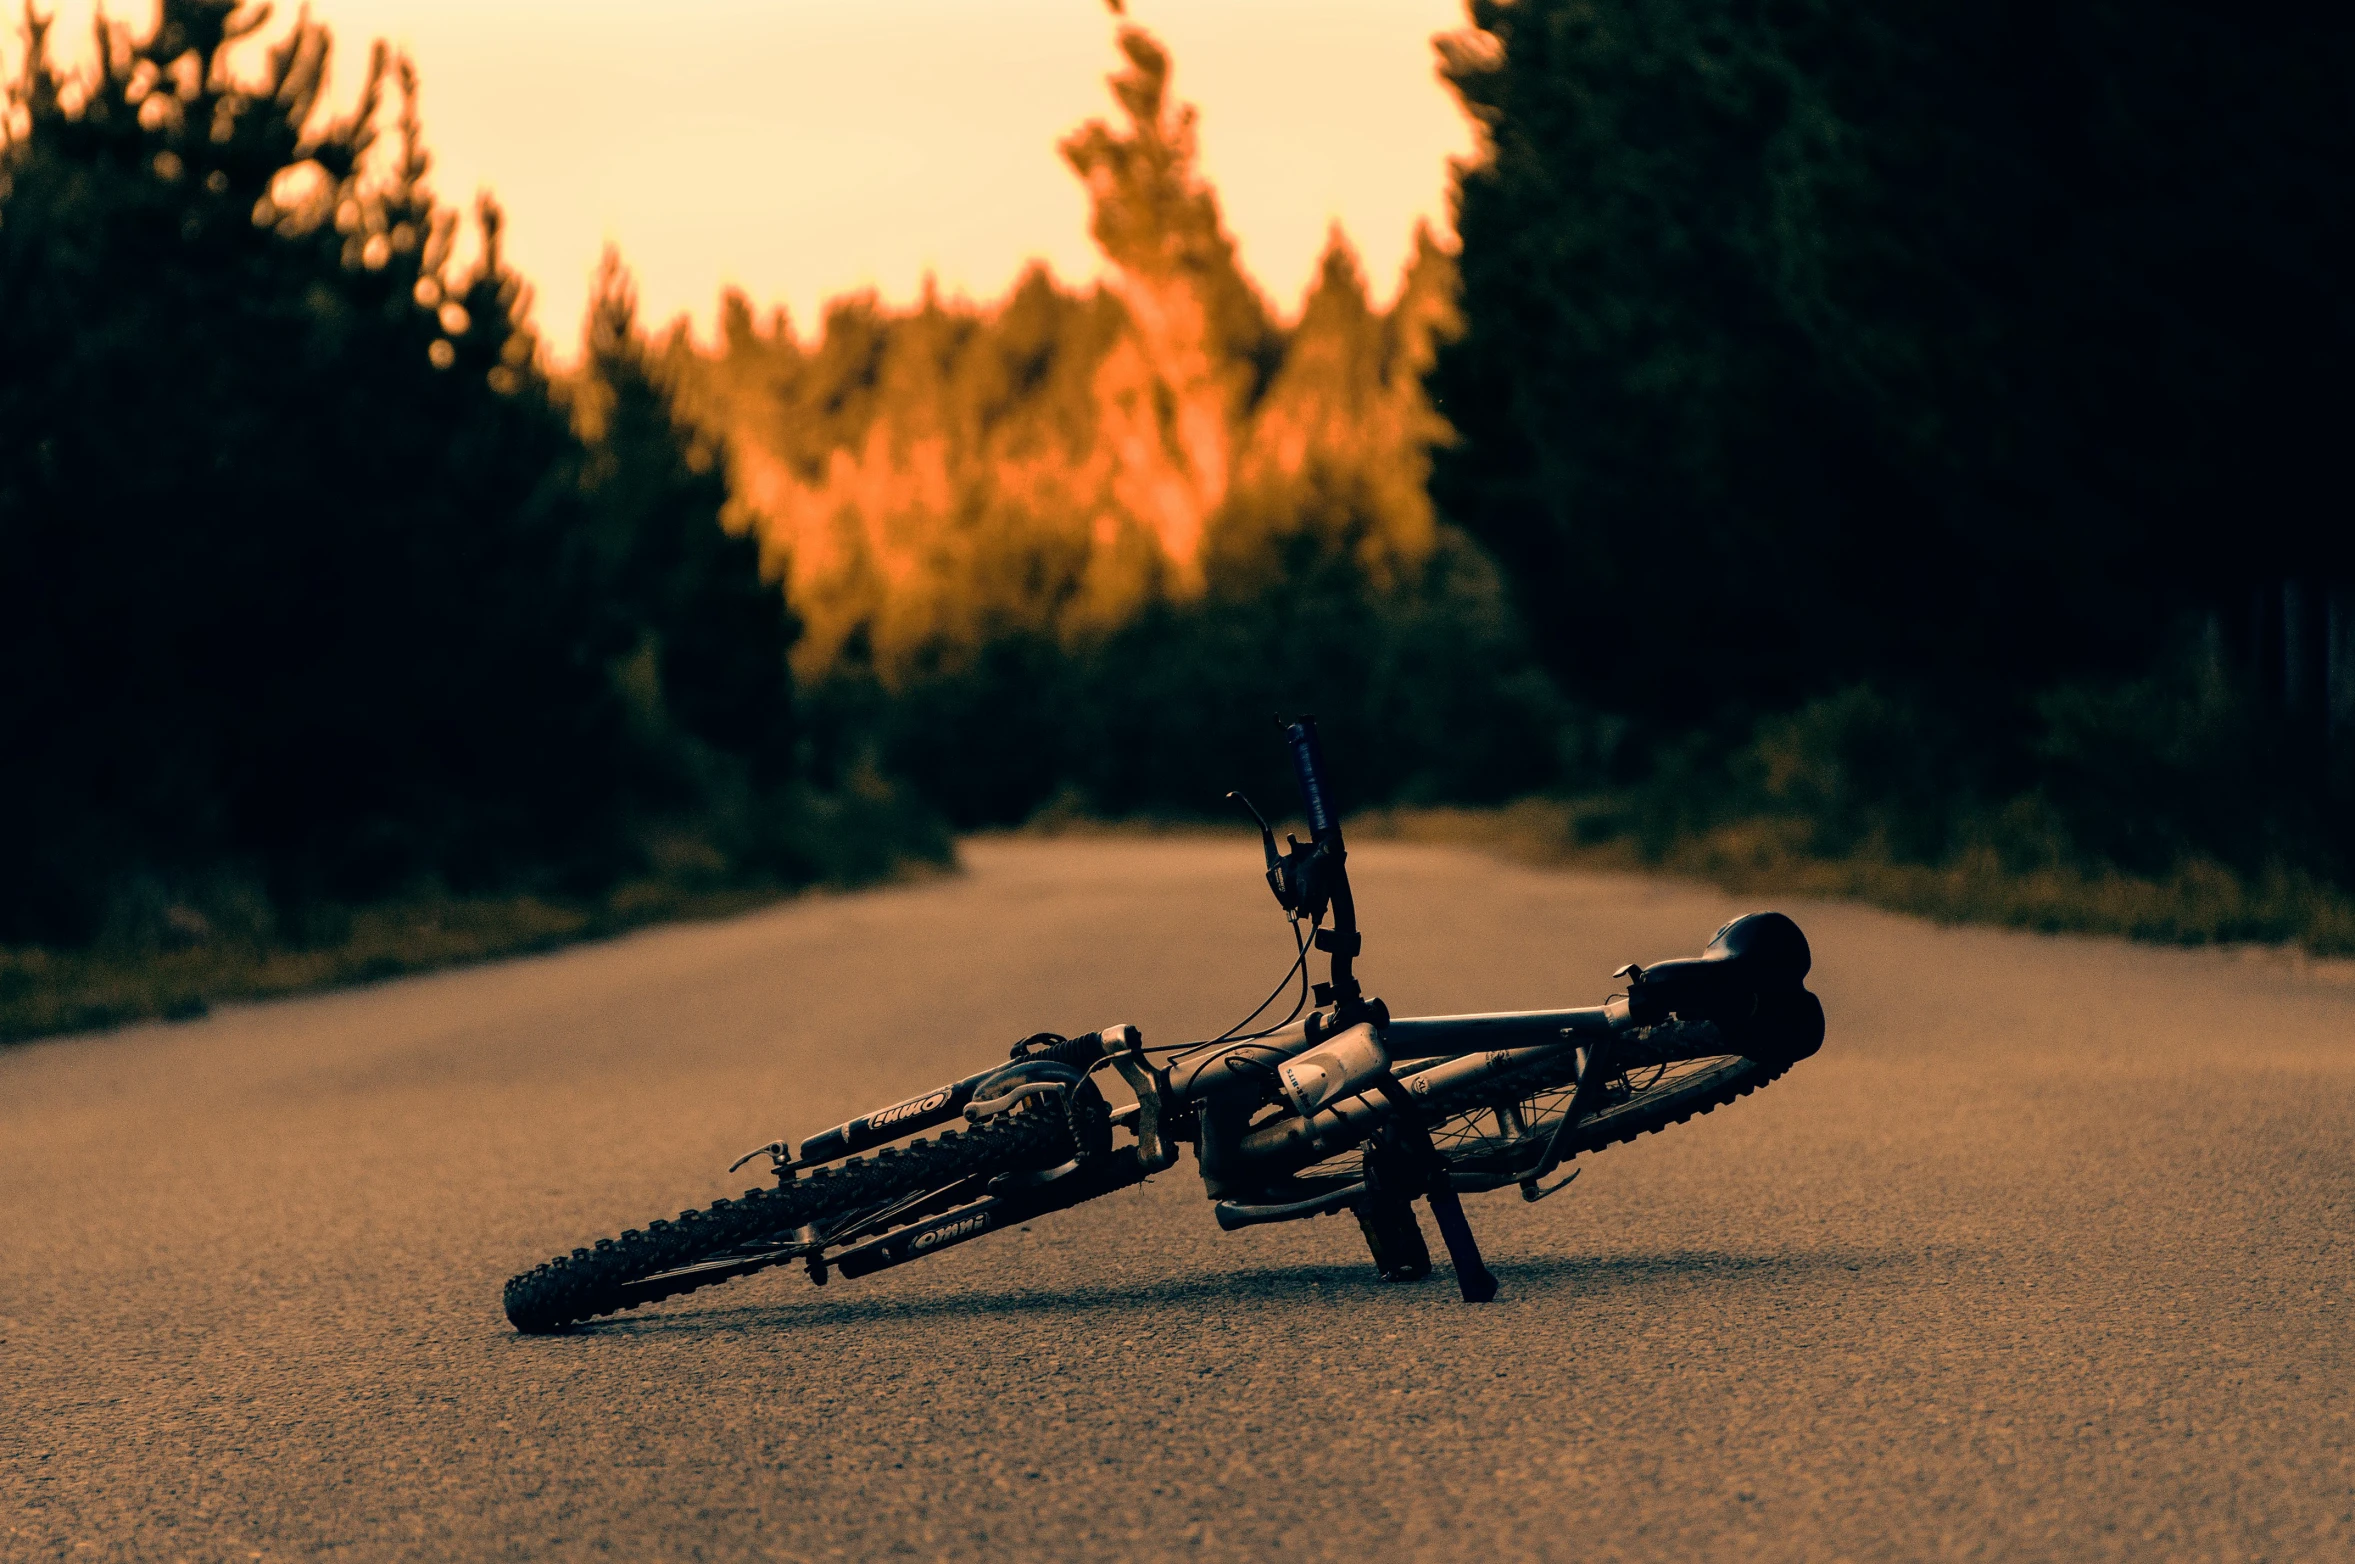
[1284,718,1342,848]
[1258,725,1820,1066]
[1279,717,1365,1018]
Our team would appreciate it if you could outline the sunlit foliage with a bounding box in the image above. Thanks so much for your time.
[647,17,1560,826]
[667,22,1461,685]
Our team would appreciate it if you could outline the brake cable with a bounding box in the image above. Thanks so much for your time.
[1206,912,1314,1045]
[1147,909,1314,1063]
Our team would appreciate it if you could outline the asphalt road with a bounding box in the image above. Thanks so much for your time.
[7,837,2353,1562]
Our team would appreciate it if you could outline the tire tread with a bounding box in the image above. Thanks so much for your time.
[502,1111,1069,1332]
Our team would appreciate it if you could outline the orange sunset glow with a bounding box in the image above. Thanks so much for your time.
[11,0,1475,342]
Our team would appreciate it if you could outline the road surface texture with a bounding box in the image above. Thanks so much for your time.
[6,838,2352,1562]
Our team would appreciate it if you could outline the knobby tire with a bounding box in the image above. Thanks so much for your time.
[502,1111,1071,1333]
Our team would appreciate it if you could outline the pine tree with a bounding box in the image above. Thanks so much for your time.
[575,251,799,796]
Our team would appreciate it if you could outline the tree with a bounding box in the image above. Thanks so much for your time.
[0,1,822,942]
[1429,0,2355,725]
[575,251,800,802]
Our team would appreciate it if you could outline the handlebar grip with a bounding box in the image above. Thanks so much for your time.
[1284,718,1341,845]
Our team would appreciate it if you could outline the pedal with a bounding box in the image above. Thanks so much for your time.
[1353,1192,1432,1282]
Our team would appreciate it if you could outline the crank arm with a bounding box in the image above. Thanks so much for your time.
[1233,1039,1581,1179]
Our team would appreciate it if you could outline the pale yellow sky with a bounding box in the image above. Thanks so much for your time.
[18,1,1476,348]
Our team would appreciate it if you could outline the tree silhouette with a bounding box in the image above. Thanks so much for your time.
[0,2,829,944]
[1430,0,2355,724]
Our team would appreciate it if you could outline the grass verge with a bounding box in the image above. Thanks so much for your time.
[30,797,2343,1047]
[1356,800,2355,957]
[0,869,949,1047]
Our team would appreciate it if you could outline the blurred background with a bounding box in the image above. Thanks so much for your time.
[4,0,2351,1035]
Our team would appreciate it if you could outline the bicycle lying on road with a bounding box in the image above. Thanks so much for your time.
[503,719,1826,1330]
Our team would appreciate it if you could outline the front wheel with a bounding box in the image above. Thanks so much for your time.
[502,1109,1074,1332]
[1423,1047,1797,1195]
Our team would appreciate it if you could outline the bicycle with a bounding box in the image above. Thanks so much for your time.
[502,718,1825,1330]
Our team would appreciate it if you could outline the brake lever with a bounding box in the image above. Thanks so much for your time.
[1283,834,1335,925]
[1226,791,1296,915]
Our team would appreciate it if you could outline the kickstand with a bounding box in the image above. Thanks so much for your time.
[1424,1181,1500,1303]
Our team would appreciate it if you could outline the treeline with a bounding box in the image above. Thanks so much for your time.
[0,0,935,950]
[665,2,2355,914]
[1438,0,2355,714]
[664,25,1564,826]
[8,0,2353,972]
[1427,0,2355,912]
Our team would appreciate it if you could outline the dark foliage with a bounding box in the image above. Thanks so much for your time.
[1428,0,2355,894]
[0,2,881,948]
[816,513,1571,832]
[1430,0,2355,723]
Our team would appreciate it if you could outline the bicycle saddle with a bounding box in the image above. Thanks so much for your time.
[1624,911,1823,1063]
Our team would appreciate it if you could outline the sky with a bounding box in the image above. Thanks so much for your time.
[16,0,1477,349]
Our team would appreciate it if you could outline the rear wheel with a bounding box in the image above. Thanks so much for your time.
[502,1109,1074,1332]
